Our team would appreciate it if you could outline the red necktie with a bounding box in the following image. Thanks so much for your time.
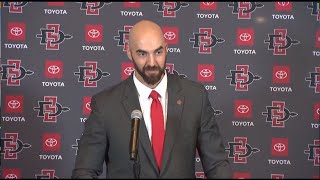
[149,90,165,171]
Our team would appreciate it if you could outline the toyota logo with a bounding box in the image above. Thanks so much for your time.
[237,105,249,114]
[275,70,287,79]
[10,27,23,36]
[277,2,290,6]
[317,108,320,115]
[164,31,176,40]
[8,100,20,109]
[88,29,100,38]
[45,138,58,147]
[200,69,212,78]
[239,33,251,42]
[124,67,135,75]
[48,65,60,75]
[5,174,18,179]
[86,102,91,111]
[202,2,215,6]
[274,143,286,152]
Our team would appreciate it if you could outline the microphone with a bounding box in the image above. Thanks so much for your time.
[129,110,142,161]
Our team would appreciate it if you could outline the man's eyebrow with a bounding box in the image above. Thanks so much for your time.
[136,49,147,53]
[154,46,164,52]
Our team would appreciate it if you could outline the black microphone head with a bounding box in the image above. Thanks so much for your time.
[131,110,142,120]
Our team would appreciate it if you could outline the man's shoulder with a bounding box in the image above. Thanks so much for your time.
[169,73,205,91]
[92,78,129,101]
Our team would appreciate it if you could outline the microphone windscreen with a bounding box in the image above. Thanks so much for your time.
[131,110,142,120]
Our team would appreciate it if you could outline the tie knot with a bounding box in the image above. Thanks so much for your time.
[149,90,159,100]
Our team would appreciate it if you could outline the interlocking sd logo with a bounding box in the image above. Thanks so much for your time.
[42,133,61,152]
[237,28,254,46]
[234,100,252,118]
[233,172,251,179]
[83,96,92,115]
[5,95,24,113]
[85,24,103,42]
[273,65,290,84]
[271,174,285,179]
[48,2,65,6]
[45,60,63,79]
[314,103,320,121]
[198,64,214,82]
[2,169,21,179]
[8,22,26,41]
[121,62,135,80]
[162,27,179,44]
[275,2,292,11]
[316,29,320,48]
[228,2,264,19]
[3,2,28,13]
[271,138,288,156]
[123,2,141,8]
[200,2,217,10]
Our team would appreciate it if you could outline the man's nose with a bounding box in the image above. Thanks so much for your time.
[147,54,156,66]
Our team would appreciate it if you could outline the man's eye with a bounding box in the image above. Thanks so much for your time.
[138,52,146,56]
[156,50,163,55]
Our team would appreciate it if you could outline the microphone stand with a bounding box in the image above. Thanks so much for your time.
[133,154,140,179]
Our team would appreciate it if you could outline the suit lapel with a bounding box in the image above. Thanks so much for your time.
[121,75,158,174]
[160,74,184,175]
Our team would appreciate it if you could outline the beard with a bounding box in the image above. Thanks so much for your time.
[133,58,166,85]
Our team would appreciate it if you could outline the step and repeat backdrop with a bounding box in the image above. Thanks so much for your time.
[1,2,319,179]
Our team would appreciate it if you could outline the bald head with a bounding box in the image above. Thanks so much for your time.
[128,20,165,49]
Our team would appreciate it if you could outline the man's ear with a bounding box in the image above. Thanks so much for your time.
[127,47,133,61]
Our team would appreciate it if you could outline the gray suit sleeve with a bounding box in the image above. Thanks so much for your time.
[197,86,233,179]
[71,96,108,179]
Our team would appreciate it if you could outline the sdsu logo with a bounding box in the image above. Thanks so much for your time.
[225,137,260,163]
[307,2,320,21]
[3,2,29,13]
[153,2,189,17]
[305,67,320,93]
[304,139,320,166]
[114,26,132,51]
[264,29,300,55]
[0,133,31,159]
[33,96,70,123]
[35,169,59,179]
[0,59,34,86]
[78,2,112,15]
[72,139,80,155]
[74,61,110,87]
[189,28,225,54]
[226,65,261,91]
[262,101,298,128]
[36,24,73,50]
[165,63,187,78]
[228,2,264,19]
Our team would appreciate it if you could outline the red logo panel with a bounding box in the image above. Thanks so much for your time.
[83,96,92,115]
[85,24,103,42]
[237,28,254,46]
[42,133,61,152]
[8,22,26,41]
[271,138,288,156]
[45,60,63,79]
[198,64,215,82]
[272,66,290,84]
[5,95,24,113]
[234,100,252,118]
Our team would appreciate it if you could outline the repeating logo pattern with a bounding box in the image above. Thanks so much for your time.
[1,2,318,179]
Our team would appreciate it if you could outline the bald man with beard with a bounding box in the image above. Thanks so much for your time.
[72,20,232,179]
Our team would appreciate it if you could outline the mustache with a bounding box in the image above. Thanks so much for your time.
[144,66,160,71]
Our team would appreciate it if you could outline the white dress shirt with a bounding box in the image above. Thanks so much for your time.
[133,71,168,142]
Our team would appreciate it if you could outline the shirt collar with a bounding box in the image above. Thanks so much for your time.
[133,70,167,100]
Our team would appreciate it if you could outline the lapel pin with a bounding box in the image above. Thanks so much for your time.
[177,99,183,105]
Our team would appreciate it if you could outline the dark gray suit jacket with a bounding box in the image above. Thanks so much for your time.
[72,73,232,179]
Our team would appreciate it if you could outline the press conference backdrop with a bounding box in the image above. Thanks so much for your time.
[1,2,319,179]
